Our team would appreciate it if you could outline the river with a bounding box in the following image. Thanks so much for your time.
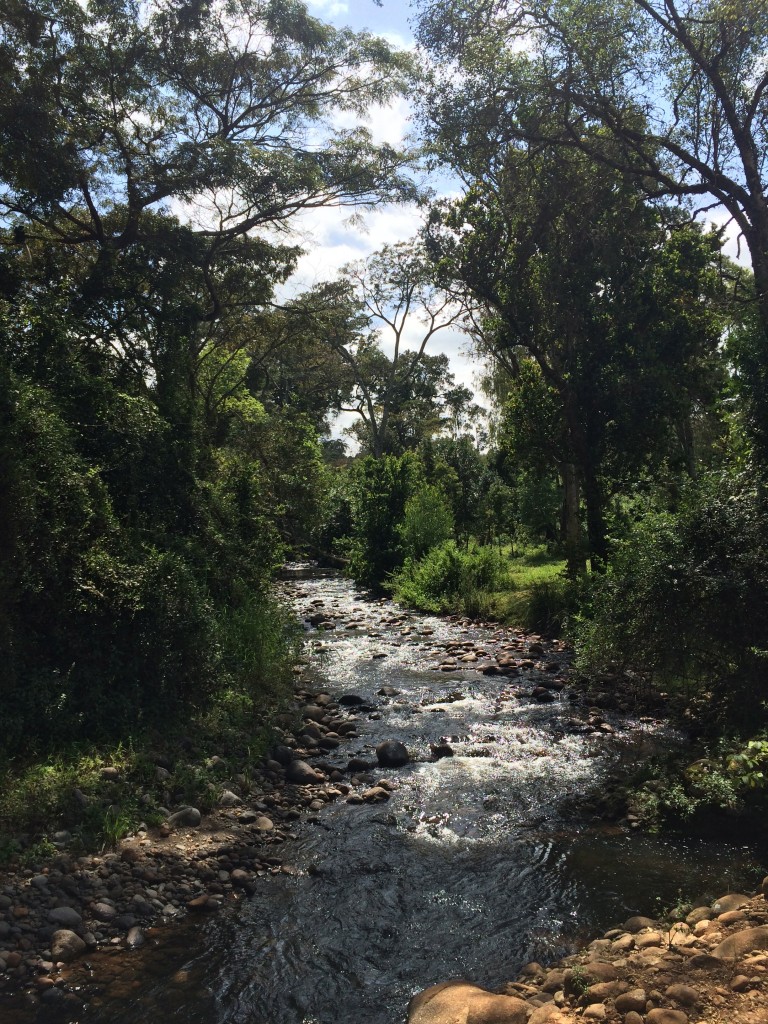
[7,568,762,1023]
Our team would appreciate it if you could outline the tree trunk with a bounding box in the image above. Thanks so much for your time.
[582,458,607,570]
[559,461,585,578]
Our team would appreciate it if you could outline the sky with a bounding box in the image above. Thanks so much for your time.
[279,0,486,443]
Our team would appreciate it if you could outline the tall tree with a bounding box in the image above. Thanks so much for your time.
[415,0,768,340]
[427,141,726,572]
[292,240,470,456]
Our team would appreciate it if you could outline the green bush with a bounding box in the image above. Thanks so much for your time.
[398,484,454,560]
[575,473,768,734]
[392,541,506,613]
[347,453,421,590]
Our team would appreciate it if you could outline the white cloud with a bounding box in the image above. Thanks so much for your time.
[306,0,349,17]
[706,208,752,268]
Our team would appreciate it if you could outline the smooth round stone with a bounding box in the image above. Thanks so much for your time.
[48,907,82,929]
[375,740,409,768]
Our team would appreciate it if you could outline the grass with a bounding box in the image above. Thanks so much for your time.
[0,681,294,865]
[483,545,571,632]
[391,541,573,633]
[0,590,302,863]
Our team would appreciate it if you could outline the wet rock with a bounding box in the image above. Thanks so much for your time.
[378,686,400,696]
[285,760,322,785]
[407,980,530,1024]
[376,740,409,768]
[339,694,367,706]
[51,929,86,963]
[167,807,202,828]
[430,743,454,760]
[361,787,390,803]
[532,687,556,703]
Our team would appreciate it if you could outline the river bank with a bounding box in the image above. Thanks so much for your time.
[0,570,763,1022]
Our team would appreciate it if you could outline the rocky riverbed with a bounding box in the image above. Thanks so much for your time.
[0,569,763,1022]
[408,888,768,1024]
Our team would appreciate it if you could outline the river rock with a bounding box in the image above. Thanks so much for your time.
[430,743,454,759]
[407,980,530,1024]
[361,787,390,802]
[713,925,768,959]
[49,906,82,929]
[167,807,202,828]
[583,1005,606,1020]
[685,906,712,926]
[91,902,117,922]
[126,926,145,948]
[615,989,647,1013]
[219,790,241,807]
[376,740,409,768]
[623,915,657,933]
[528,1008,570,1024]
[712,893,750,914]
[585,961,619,982]
[271,745,295,766]
[339,694,367,706]
[645,1011,688,1024]
[51,929,86,963]
[665,984,699,1006]
[286,760,322,784]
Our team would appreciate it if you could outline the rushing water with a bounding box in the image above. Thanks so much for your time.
[6,569,762,1024]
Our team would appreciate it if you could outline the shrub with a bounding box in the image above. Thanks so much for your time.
[575,472,768,734]
[398,484,454,561]
[392,541,506,613]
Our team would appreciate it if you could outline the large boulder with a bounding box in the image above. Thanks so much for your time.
[376,740,409,768]
[713,925,768,960]
[407,981,530,1024]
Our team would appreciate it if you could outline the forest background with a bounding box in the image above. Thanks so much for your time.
[2,0,768,848]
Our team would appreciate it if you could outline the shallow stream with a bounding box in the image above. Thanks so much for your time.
[10,568,762,1022]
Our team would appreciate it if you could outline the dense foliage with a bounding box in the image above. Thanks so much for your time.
[0,0,413,753]
[3,0,768,839]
